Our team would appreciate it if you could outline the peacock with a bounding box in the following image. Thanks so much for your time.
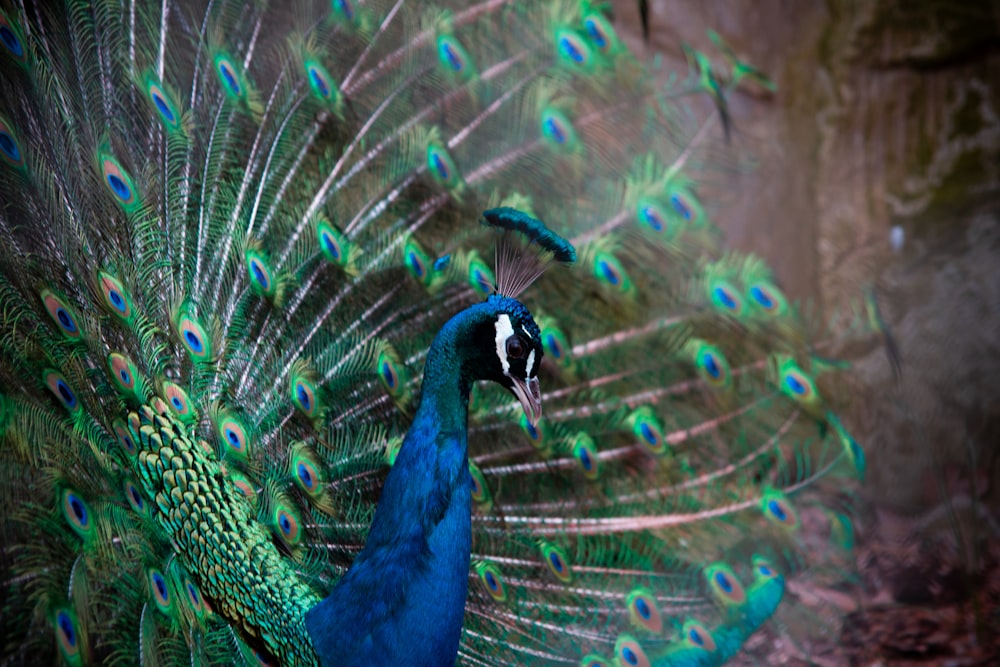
[0,0,867,665]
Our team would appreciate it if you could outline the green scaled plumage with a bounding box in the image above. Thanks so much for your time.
[0,1,864,665]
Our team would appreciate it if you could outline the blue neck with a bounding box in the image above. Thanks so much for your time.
[306,311,478,667]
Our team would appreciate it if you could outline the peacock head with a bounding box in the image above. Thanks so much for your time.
[457,294,543,428]
[459,207,575,427]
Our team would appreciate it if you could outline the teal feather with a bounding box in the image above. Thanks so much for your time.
[0,1,863,665]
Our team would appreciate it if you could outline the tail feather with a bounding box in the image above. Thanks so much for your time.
[0,1,863,665]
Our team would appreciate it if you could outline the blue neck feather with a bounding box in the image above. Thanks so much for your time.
[306,304,495,666]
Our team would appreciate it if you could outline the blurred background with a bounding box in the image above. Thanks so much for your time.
[615,1,1000,664]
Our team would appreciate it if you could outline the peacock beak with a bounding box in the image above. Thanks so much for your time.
[510,376,541,428]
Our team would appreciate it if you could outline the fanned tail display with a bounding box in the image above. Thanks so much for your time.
[0,1,863,665]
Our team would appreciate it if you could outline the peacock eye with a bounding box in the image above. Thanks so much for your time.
[506,336,527,359]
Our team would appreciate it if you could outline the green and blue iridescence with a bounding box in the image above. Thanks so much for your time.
[625,588,662,633]
[45,370,80,414]
[468,256,495,296]
[176,312,212,361]
[427,142,461,189]
[582,12,618,53]
[309,298,550,665]
[0,11,26,64]
[305,60,342,110]
[0,116,25,169]
[555,28,593,69]
[40,290,82,340]
[52,608,82,666]
[61,489,93,540]
[215,54,246,100]
[481,208,576,262]
[709,279,744,315]
[98,272,134,322]
[144,77,181,130]
[541,107,579,151]
[99,154,139,210]
[475,562,507,602]
[437,35,474,78]
[593,251,633,295]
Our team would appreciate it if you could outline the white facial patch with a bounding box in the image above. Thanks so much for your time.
[495,313,514,376]
[525,349,536,378]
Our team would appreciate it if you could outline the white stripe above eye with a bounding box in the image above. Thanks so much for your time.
[495,314,513,376]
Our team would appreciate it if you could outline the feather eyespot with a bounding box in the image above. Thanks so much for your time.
[710,281,743,315]
[61,489,93,539]
[0,116,25,169]
[437,35,472,75]
[636,198,672,234]
[614,635,651,667]
[832,417,866,479]
[45,370,80,413]
[274,505,302,546]
[296,462,316,491]
[540,108,577,149]
[583,13,616,52]
[748,281,787,316]
[146,80,180,128]
[705,563,747,606]
[229,472,256,502]
[761,490,800,530]
[468,258,495,296]
[519,413,547,450]
[40,290,82,340]
[108,353,141,398]
[754,557,780,581]
[124,480,145,514]
[427,143,460,188]
[682,620,717,652]
[468,462,492,511]
[0,12,25,62]
[148,569,172,612]
[305,60,340,107]
[217,414,249,460]
[556,29,591,67]
[475,562,507,602]
[245,250,275,298]
[544,332,562,359]
[572,432,600,479]
[628,409,666,455]
[289,443,326,498]
[403,238,434,285]
[114,420,137,456]
[692,342,730,388]
[580,657,612,667]
[52,609,81,664]
[665,184,704,225]
[670,193,692,220]
[376,351,406,397]
[626,589,663,633]
[162,381,195,422]
[290,375,319,417]
[184,577,206,617]
[332,0,356,22]
[176,312,211,360]
[539,542,572,583]
[98,272,132,320]
[593,252,632,294]
[215,55,244,99]
[407,249,425,277]
[100,155,137,209]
